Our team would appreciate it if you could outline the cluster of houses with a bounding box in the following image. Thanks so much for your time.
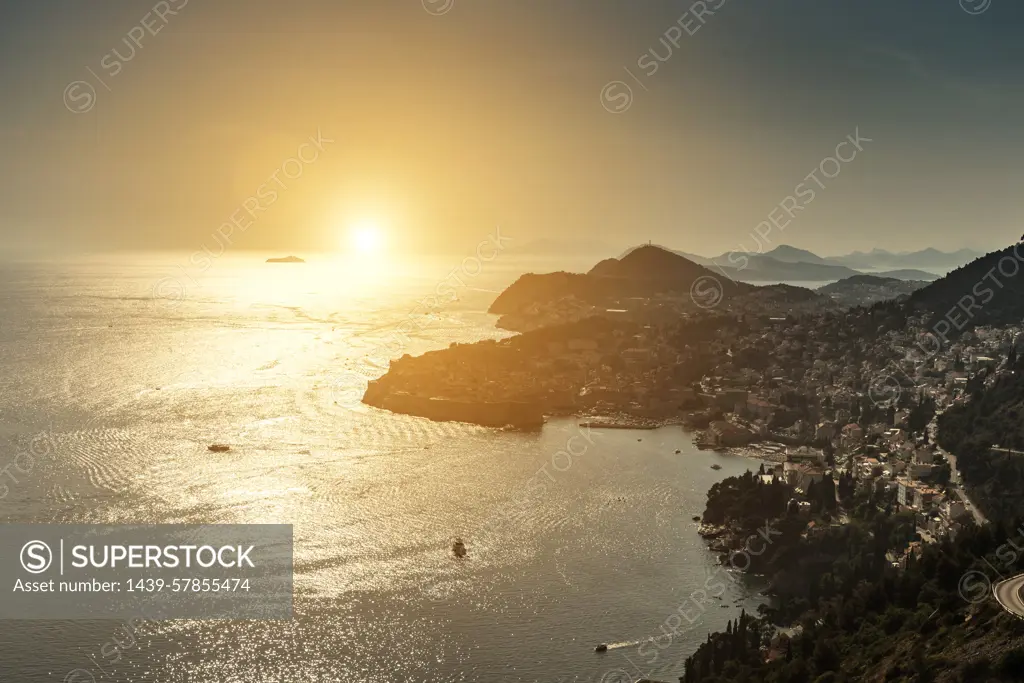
[752,423,971,563]
[849,437,969,545]
[380,301,1024,479]
[691,319,1024,455]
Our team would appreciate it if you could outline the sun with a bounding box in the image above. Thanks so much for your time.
[349,221,384,255]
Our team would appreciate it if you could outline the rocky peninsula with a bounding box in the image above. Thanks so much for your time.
[362,378,544,429]
[360,246,843,429]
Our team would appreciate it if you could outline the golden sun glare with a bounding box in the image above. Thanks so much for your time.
[349,221,384,255]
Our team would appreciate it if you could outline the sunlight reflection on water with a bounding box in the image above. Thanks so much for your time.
[0,253,767,682]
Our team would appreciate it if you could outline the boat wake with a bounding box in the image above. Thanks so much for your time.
[602,638,652,650]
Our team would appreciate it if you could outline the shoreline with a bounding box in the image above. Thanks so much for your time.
[576,415,685,430]
[575,418,785,465]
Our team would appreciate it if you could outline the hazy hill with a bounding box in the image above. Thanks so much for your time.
[907,243,1024,331]
[758,245,832,265]
[681,248,861,281]
[706,246,839,269]
[831,246,982,271]
[670,243,979,276]
[589,243,718,279]
[728,255,861,281]
[873,268,940,280]
[669,244,943,282]
[818,274,929,307]
[617,243,710,265]
[487,242,996,318]
[674,251,713,265]
[823,274,903,287]
[486,271,597,314]
[266,255,305,263]
[489,245,756,314]
[732,282,838,313]
[705,253,920,282]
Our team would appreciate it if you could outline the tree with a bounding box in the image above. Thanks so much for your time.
[812,637,840,674]
[818,474,838,513]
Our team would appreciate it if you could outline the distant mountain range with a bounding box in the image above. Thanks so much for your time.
[830,246,984,271]
[740,244,833,266]
[512,240,982,281]
[729,244,982,271]
[489,245,865,316]
[658,243,983,282]
[488,242,1012,320]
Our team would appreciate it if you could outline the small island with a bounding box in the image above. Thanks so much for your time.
[266,256,305,263]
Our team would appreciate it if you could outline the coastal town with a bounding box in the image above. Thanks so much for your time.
[378,306,1021,535]
[365,244,1024,569]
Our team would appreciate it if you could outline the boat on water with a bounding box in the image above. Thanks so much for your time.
[594,644,608,653]
[452,538,467,558]
[710,463,722,470]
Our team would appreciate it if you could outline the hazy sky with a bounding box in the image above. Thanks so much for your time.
[1,0,1022,257]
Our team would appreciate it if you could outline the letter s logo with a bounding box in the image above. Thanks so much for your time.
[21,540,52,574]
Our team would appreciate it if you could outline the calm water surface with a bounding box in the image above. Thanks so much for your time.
[0,253,766,682]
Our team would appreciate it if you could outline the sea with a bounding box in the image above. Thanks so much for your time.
[0,251,768,683]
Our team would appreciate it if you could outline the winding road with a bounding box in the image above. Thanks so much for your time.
[927,416,988,525]
[993,575,1024,618]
